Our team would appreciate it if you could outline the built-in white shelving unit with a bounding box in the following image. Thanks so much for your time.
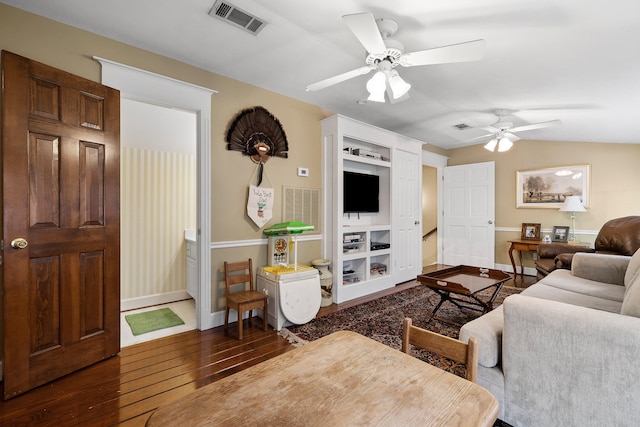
[322,115,424,303]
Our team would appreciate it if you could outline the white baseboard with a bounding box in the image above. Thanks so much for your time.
[495,262,537,277]
[121,290,191,311]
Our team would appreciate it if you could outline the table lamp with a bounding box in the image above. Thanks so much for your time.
[559,196,586,241]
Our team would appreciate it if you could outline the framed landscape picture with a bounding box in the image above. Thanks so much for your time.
[516,165,590,208]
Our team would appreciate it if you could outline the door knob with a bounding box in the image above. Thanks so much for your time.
[488,220,494,224]
[10,238,28,249]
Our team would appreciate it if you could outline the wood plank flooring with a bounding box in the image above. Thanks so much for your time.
[0,266,535,426]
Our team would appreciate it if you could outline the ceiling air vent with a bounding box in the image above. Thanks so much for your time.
[209,1,267,35]
[453,123,471,130]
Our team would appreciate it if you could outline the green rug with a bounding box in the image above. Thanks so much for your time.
[125,307,185,336]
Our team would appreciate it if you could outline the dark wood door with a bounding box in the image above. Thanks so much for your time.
[1,51,120,399]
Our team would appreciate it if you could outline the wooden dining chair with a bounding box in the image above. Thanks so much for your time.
[401,317,478,382]
[224,259,268,340]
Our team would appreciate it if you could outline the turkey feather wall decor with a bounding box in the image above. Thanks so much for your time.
[225,106,289,164]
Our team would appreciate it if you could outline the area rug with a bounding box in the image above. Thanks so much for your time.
[124,307,185,336]
[283,283,522,377]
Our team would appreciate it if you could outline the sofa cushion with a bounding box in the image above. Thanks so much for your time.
[621,250,640,317]
[624,248,640,287]
[537,269,625,303]
[621,276,640,317]
[521,282,623,313]
[571,252,629,285]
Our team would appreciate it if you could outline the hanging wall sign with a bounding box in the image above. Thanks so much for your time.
[247,184,274,228]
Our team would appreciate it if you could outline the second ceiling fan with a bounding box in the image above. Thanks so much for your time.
[468,109,563,152]
[305,12,486,103]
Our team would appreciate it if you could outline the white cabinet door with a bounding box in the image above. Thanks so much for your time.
[443,162,495,268]
[393,148,421,283]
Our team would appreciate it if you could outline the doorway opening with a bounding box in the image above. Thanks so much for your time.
[422,165,438,269]
[96,56,216,333]
[120,98,197,346]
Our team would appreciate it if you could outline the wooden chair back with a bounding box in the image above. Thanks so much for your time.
[401,317,478,382]
[223,259,268,339]
[224,259,255,294]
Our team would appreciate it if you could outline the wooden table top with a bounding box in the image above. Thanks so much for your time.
[147,330,499,427]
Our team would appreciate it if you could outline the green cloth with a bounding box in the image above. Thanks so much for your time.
[125,307,185,336]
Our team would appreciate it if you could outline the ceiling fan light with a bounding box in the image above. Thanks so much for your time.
[497,137,513,152]
[366,71,386,94]
[388,70,411,99]
[484,138,498,152]
[367,90,386,103]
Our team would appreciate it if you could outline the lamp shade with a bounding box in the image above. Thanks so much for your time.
[559,196,586,212]
[497,137,513,152]
[388,70,411,99]
[484,138,498,152]
[366,71,386,102]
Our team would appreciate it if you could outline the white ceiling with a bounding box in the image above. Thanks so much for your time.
[5,0,640,149]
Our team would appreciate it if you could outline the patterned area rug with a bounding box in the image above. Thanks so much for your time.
[286,284,520,375]
[284,283,520,426]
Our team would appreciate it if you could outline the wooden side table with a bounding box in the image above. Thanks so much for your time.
[508,239,543,278]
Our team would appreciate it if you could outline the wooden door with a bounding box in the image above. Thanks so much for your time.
[1,51,120,399]
[443,161,495,268]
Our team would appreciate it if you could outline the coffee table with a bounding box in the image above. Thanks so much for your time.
[418,265,512,317]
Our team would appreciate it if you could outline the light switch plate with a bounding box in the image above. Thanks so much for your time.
[298,167,309,177]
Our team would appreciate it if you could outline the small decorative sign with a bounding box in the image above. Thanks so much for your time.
[247,184,274,228]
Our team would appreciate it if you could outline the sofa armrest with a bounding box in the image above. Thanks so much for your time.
[571,252,630,285]
[502,294,640,426]
[459,306,504,368]
[537,243,593,259]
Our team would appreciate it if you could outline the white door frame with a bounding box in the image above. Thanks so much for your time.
[94,57,216,330]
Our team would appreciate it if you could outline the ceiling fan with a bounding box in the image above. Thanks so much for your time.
[305,12,485,103]
[469,109,562,152]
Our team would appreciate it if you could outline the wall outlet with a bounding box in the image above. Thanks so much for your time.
[297,167,309,177]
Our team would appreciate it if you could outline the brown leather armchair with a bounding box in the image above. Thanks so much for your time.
[535,215,640,279]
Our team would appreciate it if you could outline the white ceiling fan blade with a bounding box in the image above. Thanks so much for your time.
[305,66,375,92]
[342,12,387,54]
[479,125,499,133]
[399,39,486,67]
[504,132,521,142]
[510,119,562,133]
[465,133,495,142]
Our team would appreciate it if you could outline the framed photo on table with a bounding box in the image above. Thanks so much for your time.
[552,226,570,242]
[521,223,541,240]
[516,165,590,208]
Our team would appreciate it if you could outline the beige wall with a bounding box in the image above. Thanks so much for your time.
[447,140,640,268]
[0,4,327,312]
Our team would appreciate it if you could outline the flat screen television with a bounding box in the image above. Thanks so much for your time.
[343,171,379,213]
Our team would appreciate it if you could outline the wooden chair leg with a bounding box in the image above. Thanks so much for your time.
[238,309,243,340]
[263,300,268,332]
[224,308,229,330]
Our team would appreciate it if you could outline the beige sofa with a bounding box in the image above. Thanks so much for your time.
[460,249,640,426]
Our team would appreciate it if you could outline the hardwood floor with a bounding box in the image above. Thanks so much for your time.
[0,265,536,426]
